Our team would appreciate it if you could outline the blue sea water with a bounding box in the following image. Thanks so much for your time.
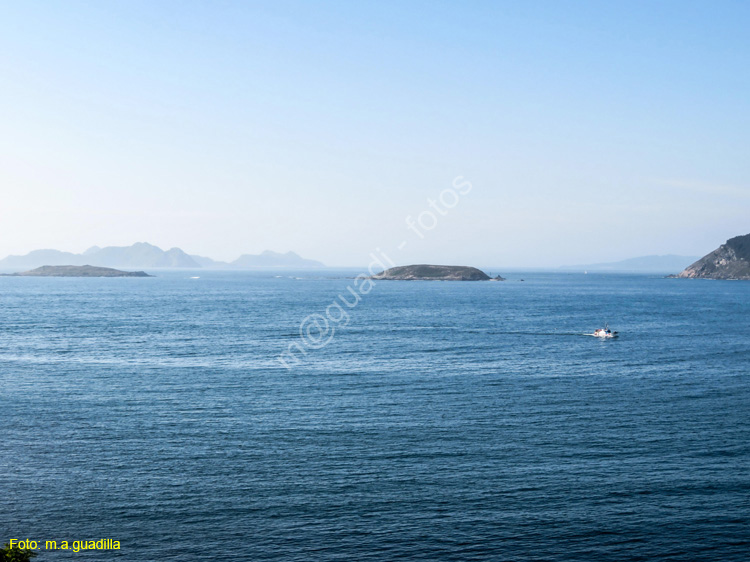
[1,271,749,561]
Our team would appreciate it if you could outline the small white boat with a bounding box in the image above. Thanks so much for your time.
[589,324,618,338]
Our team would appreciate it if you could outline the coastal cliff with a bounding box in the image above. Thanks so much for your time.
[371,265,494,281]
[673,234,750,280]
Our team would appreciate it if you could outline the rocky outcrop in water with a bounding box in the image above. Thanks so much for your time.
[673,234,750,280]
[371,265,492,281]
[3,265,152,277]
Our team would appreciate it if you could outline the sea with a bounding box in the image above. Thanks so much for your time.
[1,270,748,561]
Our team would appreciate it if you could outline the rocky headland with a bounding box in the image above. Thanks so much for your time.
[671,233,750,280]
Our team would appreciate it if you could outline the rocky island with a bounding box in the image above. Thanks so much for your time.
[2,265,153,277]
[671,233,750,280]
[371,264,500,281]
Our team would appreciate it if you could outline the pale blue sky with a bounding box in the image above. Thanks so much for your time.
[1,1,748,266]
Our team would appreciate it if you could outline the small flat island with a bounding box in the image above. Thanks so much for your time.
[371,264,502,281]
[2,265,153,277]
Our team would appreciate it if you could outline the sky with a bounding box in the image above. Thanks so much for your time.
[1,0,748,267]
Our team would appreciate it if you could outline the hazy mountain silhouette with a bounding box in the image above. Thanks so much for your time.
[0,243,198,269]
[189,255,225,268]
[0,244,325,270]
[0,249,86,268]
[230,251,325,268]
[88,243,199,268]
[187,250,325,268]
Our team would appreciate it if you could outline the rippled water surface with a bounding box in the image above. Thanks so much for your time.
[1,271,749,561]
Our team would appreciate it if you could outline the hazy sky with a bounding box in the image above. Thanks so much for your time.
[1,1,748,267]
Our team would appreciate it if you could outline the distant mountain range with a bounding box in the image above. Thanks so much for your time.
[561,255,700,273]
[0,243,325,270]
[190,250,325,269]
